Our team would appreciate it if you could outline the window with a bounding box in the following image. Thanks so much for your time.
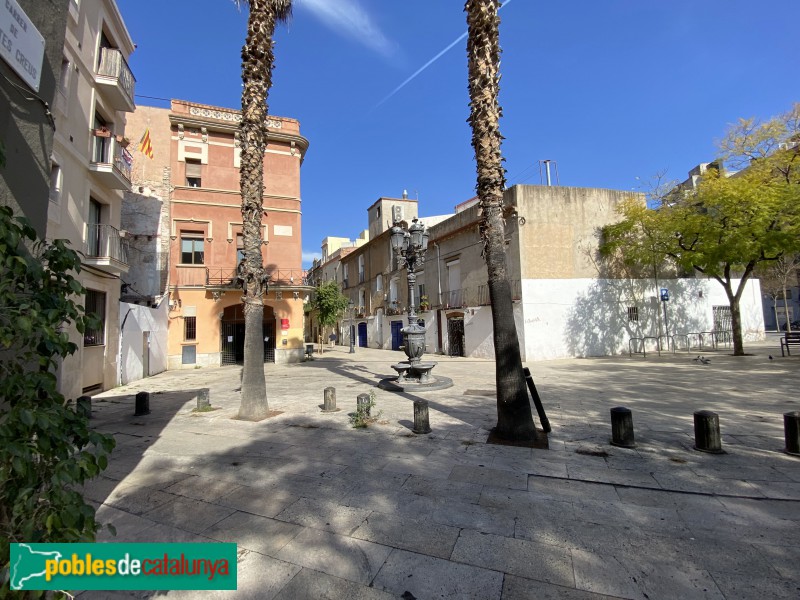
[87,198,102,256]
[184,316,197,341]
[49,163,62,204]
[84,290,106,346]
[92,113,109,163]
[236,233,245,263]
[358,255,365,283]
[343,263,349,287]
[376,273,383,292]
[181,232,205,264]
[58,57,70,97]
[185,159,202,187]
[627,307,638,322]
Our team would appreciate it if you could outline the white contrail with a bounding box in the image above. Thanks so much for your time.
[374,0,514,109]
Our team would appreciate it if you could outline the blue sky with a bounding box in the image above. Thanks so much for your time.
[118,0,800,267]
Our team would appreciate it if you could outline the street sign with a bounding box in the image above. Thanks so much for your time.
[660,288,669,302]
[0,0,45,92]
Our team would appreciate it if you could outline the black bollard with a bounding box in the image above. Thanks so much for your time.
[609,406,635,448]
[413,400,431,434]
[356,393,371,417]
[784,411,800,456]
[196,389,210,410]
[77,395,92,419]
[323,387,337,412]
[134,391,151,416]
[694,410,723,453]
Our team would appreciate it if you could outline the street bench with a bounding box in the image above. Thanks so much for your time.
[781,332,800,357]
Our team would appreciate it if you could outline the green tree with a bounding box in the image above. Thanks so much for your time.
[0,207,115,589]
[602,105,800,355]
[311,281,349,349]
[234,0,292,421]
[465,0,539,442]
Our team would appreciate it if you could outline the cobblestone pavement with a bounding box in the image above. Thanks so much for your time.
[78,335,800,599]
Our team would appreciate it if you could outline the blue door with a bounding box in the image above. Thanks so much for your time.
[358,322,368,347]
[391,320,403,351]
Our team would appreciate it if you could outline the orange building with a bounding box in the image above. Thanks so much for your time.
[128,100,310,368]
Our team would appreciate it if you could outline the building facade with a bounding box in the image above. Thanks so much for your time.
[0,0,70,238]
[126,100,311,369]
[328,185,765,361]
[47,0,135,399]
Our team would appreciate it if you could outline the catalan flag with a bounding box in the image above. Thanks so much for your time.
[138,128,154,159]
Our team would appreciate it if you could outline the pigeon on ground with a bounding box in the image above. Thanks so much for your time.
[693,356,701,362]
[699,357,711,364]
[769,355,774,360]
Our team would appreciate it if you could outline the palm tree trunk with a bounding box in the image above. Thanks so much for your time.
[465,0,539,442]
[237,0,292,420]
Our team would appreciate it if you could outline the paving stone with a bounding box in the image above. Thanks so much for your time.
[451,529,574,586]
[163,475,244,502]
[708,571,800,600]
[142,497,236,534]
[274,497,371,535]
[572,548,724,600]
[104,484,178,516]
[449,464,529,490]
[352,511,461,559]
[276,527,392,585]
[527,477,621,503]
[94,505,157,542]
[215,485,299,518]
[501,574,618,600]
[372,548,504,599]
[273,568,395,600]
[161,550,300,599]
[753,542,800,579]
[429,498,516,536]
[401,474,484,502]
[204,511,303,556]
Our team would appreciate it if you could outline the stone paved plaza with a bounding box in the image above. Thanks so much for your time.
[78,336,800,599]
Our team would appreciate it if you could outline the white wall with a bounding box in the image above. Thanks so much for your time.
[119,301,168,384]
[517,277,764,361]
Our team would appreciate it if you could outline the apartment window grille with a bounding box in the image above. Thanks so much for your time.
[627,306,639,322]
[184,316,197,341]
[84,290,106,346]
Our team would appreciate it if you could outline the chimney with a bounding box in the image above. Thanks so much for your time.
[402,189,408,199]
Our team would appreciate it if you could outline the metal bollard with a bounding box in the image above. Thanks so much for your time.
[413,400,431,434]
[609,406,635,448]
[356,393,371,417]
[134,391,151,416]
[322,387,337,412]
[784,411,800,456]
[694,410,723,453]
[77,395,92,419]
[197,389,210,410]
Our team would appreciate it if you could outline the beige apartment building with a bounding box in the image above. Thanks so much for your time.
[48,0,135,399]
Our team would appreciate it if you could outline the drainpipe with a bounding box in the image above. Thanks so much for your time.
[118,307,133,386]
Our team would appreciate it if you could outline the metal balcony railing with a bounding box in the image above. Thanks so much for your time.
[86,223,128,264]
[97,47,135,106]
[440,289,465,309]
[91,135,132,184]
[204,268,310,288]
[476,279,522,305]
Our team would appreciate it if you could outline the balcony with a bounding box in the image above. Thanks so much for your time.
[95,48,136,112]
[440,289,465,309]
[175,267,311,291]
[85,223,128,274]
[89,134,132,191]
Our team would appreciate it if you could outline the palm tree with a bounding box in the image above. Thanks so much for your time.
[465,0,540,442]
[234,0,292,420]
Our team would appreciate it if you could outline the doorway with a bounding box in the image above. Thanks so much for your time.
[220,303,276,365]
[358,322,368,347]
[448,316,465,357]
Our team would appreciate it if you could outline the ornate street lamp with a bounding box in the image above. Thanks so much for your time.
[390,217,435,383]
[348,299,356,353]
